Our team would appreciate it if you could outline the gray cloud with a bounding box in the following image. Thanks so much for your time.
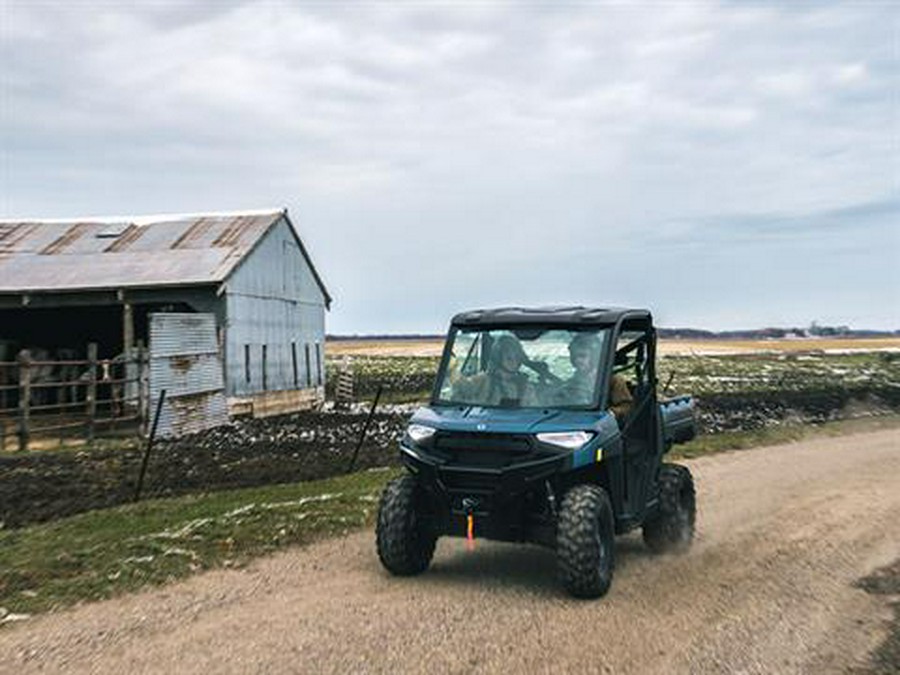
[1,0,897,331]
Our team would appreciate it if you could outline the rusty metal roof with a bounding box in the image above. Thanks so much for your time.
[0,210,331,306]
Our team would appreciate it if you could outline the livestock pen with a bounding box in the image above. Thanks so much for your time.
[0,344,147,451]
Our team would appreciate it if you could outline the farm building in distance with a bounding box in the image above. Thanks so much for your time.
[0,209,331,438]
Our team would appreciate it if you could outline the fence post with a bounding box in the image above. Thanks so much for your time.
[86,343,97,443]
[135,389,166,502]
[347,384,383,473]
[17,350,31,452]
[137,340,147,437]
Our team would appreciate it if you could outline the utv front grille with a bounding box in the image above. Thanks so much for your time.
[433,432,533,454]
[431,432,539,468]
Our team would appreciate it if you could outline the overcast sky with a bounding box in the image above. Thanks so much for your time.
[1,1,897,333]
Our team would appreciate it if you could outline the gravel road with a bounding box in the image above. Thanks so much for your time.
[2,428,898,674]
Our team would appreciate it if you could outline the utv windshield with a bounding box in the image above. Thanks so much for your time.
[434,326,612,409]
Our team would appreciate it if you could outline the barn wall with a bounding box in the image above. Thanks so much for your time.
[224,217,327,397]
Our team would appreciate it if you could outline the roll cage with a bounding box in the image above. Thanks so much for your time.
[431,309,657,418]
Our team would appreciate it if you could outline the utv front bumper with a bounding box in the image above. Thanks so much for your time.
[401,442,565,507]
[399,440,566,544]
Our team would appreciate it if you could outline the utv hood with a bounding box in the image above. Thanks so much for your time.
[409,405,613,436]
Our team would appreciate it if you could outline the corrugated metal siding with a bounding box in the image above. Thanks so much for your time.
[224,219,327,397]
[149,313,229,438]
[151,355,224,396]
[159,391,229,437]
[150,313,224,357]
[225,296,324,396]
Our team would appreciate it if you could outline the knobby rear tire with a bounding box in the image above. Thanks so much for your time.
[642,463,696,554]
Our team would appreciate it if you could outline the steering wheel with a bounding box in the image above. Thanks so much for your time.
[526,359,563,386]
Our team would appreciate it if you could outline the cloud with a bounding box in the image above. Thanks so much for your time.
[656,194,900,244]
[832,62,870,86]
[1,0,897,330]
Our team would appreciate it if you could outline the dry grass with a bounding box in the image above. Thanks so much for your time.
[658,337,900,355]
[327,339,445,357]
[327,336,900,358]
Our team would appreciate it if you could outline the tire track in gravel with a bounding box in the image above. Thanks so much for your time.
[1,428,898,674]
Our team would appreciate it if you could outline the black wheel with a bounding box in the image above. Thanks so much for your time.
[376,475,437,576]
[642,463,696,554]
[557,484,616,599]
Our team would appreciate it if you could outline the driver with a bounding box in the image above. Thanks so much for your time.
[559,333,633,420]
[452,333,538,406]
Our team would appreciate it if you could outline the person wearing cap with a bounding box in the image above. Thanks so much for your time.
[560,333,633,420]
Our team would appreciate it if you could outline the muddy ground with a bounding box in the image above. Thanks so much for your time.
[1,388,896,529]
[0,410,407,528]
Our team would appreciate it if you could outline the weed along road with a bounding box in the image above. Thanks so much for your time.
[2,428,898,674]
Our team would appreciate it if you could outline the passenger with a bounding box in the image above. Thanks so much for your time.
[559,333,633,420]
[608,370,634,421]
[452,334,538,406]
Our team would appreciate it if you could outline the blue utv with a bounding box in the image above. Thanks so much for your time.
[376,307,697,598]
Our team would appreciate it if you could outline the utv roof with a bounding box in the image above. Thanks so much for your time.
[451,306,652,326]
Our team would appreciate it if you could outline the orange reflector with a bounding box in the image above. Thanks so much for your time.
[466,513,475,550]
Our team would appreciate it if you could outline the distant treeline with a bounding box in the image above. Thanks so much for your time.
[326,334,445,341]
[658,327,900,339]
[328,326,899,341]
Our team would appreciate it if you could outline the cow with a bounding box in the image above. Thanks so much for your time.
[1,345,137,418]
[55,347,83,406]
[0,345,89,409]
[74,351,129,417]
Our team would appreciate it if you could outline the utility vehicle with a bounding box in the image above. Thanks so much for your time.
[376,307,697,598]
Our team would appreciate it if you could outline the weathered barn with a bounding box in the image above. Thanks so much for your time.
[0,209,331,435]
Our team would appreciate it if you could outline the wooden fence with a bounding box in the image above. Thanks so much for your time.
[0,343,149,452]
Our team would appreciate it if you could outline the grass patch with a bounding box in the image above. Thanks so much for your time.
[0,467,401,619]
[671,414,900,459]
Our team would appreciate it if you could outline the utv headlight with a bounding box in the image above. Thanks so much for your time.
[406,424,436,444]
[536,431,594,450]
